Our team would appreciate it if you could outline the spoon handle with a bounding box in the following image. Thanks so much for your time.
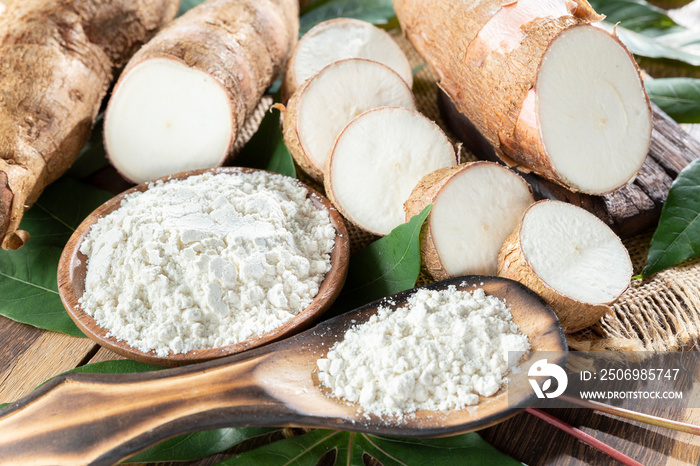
[0,352,293,465]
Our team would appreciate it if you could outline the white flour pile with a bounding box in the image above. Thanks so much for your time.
[317,286,530,417]
[79,170,336,356]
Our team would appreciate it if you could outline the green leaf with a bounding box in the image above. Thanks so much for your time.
[0,178,112,335]
[601,22,700,66]
[19,178,113,248]
[66,359,163,375]
[299,0,395,36]
[329,205,431,317]
[178,0,206,15]
[217,429,519,465]
[641,158,700,277]
[237,109,296,178]
[66,114,109,179]
[127,428,273,463]
[645,78,700,122]
[0,246,83,336]
[588,0,682,35]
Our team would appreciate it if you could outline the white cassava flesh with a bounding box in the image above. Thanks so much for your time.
[532,26,651,194]
[281,58,416,182]
[282,18,412,101]
[404,162,534,278]
[325,107,457,236]
[498,200,632,331]
[105,58,234,184]
[394,0,652,195]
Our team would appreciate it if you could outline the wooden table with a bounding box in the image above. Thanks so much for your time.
[2,309,700,465]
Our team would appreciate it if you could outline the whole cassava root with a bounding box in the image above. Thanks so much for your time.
[498,200,633,331]
[104,0,299,184]
[394,0,652,196]
[0,0,179,250]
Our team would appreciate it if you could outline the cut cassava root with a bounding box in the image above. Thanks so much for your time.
[281,18,413,102]
[394,0,651,195]
[0,0,179,250]
[325,107,457,236]
[404,162,534,278]
[104,0,299,184]
[498,200,633,331]
[280,59,416,182]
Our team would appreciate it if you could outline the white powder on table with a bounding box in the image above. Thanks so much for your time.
[79,170,336,356]
[316,285,530,417]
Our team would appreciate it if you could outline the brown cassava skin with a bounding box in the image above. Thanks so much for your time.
[107,0,299,183]
[0,0,179,250]
[394,0,648,194]
[405,162,533,281]
[497,202,627,331]
[279,81,325,183]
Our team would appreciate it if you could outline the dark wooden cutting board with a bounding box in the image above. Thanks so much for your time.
[438,90,699,239]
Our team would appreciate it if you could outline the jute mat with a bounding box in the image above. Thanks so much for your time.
[297,29,700,353]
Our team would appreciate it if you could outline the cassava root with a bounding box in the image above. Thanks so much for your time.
[395,0,652,195]
[0,0,179,250]
[104,0,299,184]
[498,200,633,331]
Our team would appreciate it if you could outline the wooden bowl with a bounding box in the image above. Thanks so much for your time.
[57,167,350,367]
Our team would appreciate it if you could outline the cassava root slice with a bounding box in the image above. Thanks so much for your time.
[0,0,179,250]
[325,107,457,236]
[404,162,534,278]
[281,18,413,102]
[498,200,633,331]
[280,59,416,182]
[394,0,651,195]
[104,0,299,184]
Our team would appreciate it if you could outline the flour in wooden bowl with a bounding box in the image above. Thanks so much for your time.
[79,171,336,356]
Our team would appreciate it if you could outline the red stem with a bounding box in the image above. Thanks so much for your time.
[525,407,644,466]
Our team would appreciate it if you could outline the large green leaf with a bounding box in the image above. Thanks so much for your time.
[588,0,682,35]
[0,178,112,335]
[640,158,700,277]
[66,114,109,180]
[645,78,700,122]
[328,205,431,317]
[217,429,520,465]
[0,246,81,336]
[19,178,113,248]
[601,22,700,66]
[299,0,395,35]
[237,109,296,178]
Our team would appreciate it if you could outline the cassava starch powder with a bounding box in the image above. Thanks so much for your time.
[317,285,530,417]
[79,170,336,356]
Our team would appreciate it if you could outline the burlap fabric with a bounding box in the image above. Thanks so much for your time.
[290,29,700,353]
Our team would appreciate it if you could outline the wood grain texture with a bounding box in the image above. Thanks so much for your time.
[57,167,350,367]
[438,91,700,238]
[0,276,566,465]
[0,316,96,403]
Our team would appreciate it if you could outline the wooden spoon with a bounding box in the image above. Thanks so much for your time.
[57,167,350,367]
[0,276,566,466]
